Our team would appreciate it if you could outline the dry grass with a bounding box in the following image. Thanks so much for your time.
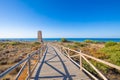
[0,41,41,79]
[58,42,120,80]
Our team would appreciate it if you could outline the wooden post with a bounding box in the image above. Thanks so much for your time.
[68,48,70,54]
[68,48,70,58]
[38,49,40,62]
[61,47,62,53]
[28,54,31,79]
[80,51,82,71]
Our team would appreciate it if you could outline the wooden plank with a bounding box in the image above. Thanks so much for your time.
[31,45,91,80]
[80,54,82,71]
[70,54,80,58]
[61,52,98,80]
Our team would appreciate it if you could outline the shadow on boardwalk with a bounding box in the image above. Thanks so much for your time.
[31,46,76,80]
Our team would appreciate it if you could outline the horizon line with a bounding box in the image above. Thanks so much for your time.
[0,37,120,39]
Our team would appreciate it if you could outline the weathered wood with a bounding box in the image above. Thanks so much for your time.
[82,55,108,80]
[28,54,31,79]
[80,54,82,71]
[62,51,98,80]
[16,61,28,79]
[82,68,98,80]
[82,53,120,71]
[57,45,120,80]
[63,47,69,57]
[30,45,91,80]
[70,54,80,58]
[0,45,45,80]
[0,57,28,78]
[2,43,119,80]
[30,60,39,76]
[61,46,120,71]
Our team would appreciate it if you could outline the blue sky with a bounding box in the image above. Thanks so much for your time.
[0,0,120,38]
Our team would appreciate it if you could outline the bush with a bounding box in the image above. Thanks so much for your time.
[74,42,87,47]
[100,43,120,66]
[84,40,94,43]
[9,42,21,45]
[32,42,41,49]
[0,60,7,65]
[105,41,117,47]
[32,46,39,50]
[34,42,40,45]
[61,38,68,42]
[74,42,80,45]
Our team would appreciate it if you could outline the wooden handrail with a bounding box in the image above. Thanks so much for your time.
[82,55,107,80]
[0,57,28,78]
[56,45,120,80]
[82,53,120,71]
[53,45,98,80]
[70,54,80,58]
[16,60,28,79]
[0,44,47,79]
[61,45,120,71]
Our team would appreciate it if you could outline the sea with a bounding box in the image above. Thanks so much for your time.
[0,38,120,42]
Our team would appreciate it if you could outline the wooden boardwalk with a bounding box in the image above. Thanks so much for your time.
[30,45,91,80]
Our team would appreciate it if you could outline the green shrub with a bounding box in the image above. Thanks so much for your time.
[74,42,79,44]
[100,44,120,66]
[61,38,68,42]
[34,42,40,45]
[74,42,87,47]
[66,44,78,49]
[84,40,94,43]
[9,42,21,45]
[105,41,117,47]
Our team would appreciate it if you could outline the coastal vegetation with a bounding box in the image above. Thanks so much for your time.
[84,40,95,43]
[59,40,120,80]
[61,38,68,42]
[0,41,41,79]
[105,41,117,47]
[1,40,120,79]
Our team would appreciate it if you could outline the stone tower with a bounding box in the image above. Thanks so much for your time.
[38,31,43,42]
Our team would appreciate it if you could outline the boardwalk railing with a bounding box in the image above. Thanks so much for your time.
[55,45,120,80]
[0,44,47,80]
